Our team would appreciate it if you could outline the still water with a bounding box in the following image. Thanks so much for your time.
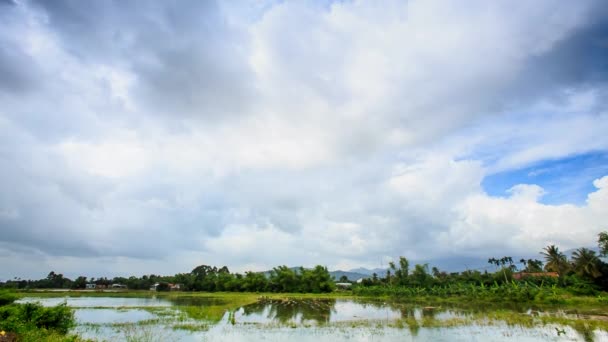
[17,296,608,341]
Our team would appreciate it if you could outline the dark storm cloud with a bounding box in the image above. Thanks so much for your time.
[0,42,38,94]
[506,4,608,107]
[540,14,608,84]
[0,3,38,94]
[31,0,257,121]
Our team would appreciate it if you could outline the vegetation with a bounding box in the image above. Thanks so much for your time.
[354,231,608,303]
[1,265,335,294]
[541,245,570,281]
[598,231,608,257]
[0,289,84,341]
[2,231,607,306]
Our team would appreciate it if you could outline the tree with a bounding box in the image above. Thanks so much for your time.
[572,248,602,279]
[156,282,170,291]
[242,271,268,292]
[541,245,570,281]
[71,276,88,290]
[431,267,447,282]
[269,266,298,292]
[191,265,215,278]
[599,231,608,257]
[488,256,514,283]
[191,265,222,291]
[411,264,432,286]
[389,257,409,286]
[519,259,543,273]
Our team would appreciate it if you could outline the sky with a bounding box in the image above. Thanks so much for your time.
[1,0,607,280]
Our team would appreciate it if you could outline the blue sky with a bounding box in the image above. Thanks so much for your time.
[0,0,607,279]
[483,152,608,205]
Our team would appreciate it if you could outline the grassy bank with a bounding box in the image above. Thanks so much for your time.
[13,290,354,300]
[15,287,608,307]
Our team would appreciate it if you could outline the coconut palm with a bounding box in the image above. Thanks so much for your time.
[599,231,608,257]
[571,247,602,279]
[540,245,569,277]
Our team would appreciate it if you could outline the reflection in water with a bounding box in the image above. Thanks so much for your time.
[19,296,608,342]
[167,296,229,307]
[239,298,336,324]
[75,309,156,324]
[17,296,173,307]
[236,299,436,325]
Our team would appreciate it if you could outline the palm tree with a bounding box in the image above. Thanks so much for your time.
[599,231,608,257]
[540,245,569,277]
[571,248,602,279]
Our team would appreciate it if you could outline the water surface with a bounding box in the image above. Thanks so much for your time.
[20,295,607,341]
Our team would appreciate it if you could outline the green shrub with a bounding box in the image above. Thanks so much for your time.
[156,282,171,292]
[0,302,75,335]
[0,290,17,306]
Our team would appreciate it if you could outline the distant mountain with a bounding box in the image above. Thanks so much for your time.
[345,248,604,276]
[329,270,368,282]
[260,267,368,282]
[348,267,388,276]
[346,257,493,275]
[414,257,492,273]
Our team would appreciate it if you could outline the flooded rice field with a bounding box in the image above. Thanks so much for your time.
[17,295,608,341]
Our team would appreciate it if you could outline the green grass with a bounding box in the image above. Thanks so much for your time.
[171,322,210,332]
[10,329,93,342]
[14,290,353,299]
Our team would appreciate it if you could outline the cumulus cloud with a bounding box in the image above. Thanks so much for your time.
[1,0,607,278]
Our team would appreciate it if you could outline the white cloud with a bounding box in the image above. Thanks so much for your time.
[1,0,607,278]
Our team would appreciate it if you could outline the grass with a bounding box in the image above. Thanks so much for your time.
[11,330,93,342]
[171,323,210,332]
[19,288,607,312]
[14,290,354,300]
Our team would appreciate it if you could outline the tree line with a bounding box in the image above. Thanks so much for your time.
[2,231,607,295]
[356,232,608,297]
[0,265,336,294]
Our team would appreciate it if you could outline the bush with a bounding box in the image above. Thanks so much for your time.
[156,282,171,292]
[0,290,17,306]
[563,275,599,296]
[0,302,75,335]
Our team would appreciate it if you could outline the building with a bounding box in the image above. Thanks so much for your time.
[85,283,96,289]
[150,283,182,291]
[111,284,127,289]
[512,272,559,280]
[335,282,352,289]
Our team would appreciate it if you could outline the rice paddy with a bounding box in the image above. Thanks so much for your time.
[15,292,608,341]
